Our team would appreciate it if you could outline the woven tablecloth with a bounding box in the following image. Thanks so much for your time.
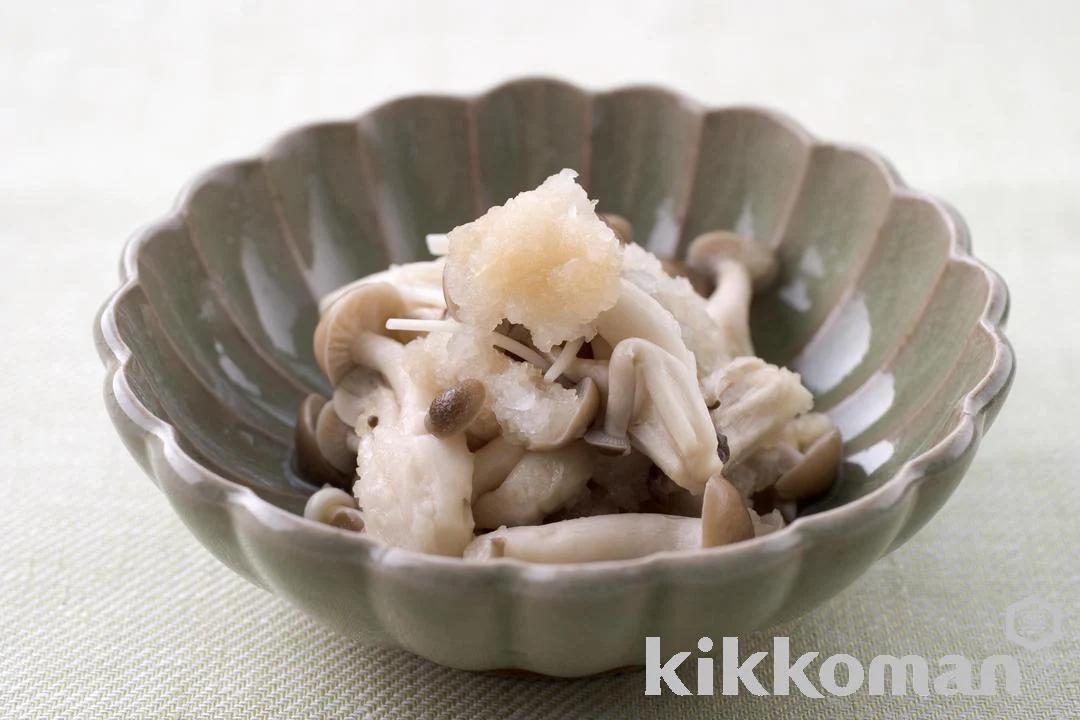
[1,2,1076,717]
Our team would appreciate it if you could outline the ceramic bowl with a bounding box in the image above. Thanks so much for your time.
[95,78,1014,676]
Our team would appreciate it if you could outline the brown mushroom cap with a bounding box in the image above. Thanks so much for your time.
[659,258,714,297]
[773,428,842,501]
[599,213,633,245]
[294,395,352,489]
[686,230,778,292]
[426,379,487,437]
[313,282,407,385]
[315,399,357,474]
[700,475,754,547]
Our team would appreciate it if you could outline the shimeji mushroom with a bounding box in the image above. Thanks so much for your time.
[303,487,364,531]
[594,338,723,494]
[464,475,752,562]
[470,435,526,499]
[317,285,477,555]
[686,230,778,359]
[294,395,352,489]
[472,442,593,528]
[700,357,813,465]
[774,426,842,501]
[594,280,697,373]
[319,259,446,315]
[619,243,727,376]
[315,399,357,474]
[425,379,487,438]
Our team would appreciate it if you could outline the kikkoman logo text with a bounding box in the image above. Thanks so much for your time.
[645,637,1021,697]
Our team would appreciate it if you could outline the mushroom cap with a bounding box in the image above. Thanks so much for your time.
[303,486,364,531]
[686,230,778,291]
[294,395,352,489]
[332,366,387,426]
[599,213,633,245]
[774,427,842,501]
[524,377,600,450]
[313,282,407,385]
[583,427,631,455]
[315,399,357,474]
[426,379,487,438]
[659,258,714,297]
[700,475,754,547]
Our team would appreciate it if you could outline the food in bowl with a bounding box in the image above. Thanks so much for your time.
[297,169,842,561]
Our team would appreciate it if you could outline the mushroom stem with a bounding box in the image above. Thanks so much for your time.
[464,476,753,562]
[350,331,414,405]
[595,280,697,373]
[471,436,526,500]
[707,259,754,357]
[464,513,702,562]
[602,339,722,494]
[544,337,585,382]
[472,443,593,528]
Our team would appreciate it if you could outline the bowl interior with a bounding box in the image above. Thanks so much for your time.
[115,81,998,516]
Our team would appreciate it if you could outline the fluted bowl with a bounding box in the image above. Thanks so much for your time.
[95,78,1014,676]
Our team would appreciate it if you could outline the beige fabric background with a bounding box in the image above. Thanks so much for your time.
[1,1,1077,717]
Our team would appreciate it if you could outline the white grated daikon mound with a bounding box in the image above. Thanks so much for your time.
[443,169,623,351]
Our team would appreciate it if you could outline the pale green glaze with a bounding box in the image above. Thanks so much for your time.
[94,78,1014,676]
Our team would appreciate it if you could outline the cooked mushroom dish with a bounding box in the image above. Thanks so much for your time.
[296,169,842,561]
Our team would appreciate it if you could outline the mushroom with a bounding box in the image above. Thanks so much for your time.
[773,427,842,501]
[319,259,446,315]
[471,435,526,499]
[294,395,353,489]
[700,357,813,465]
[464,475,752,562]
[594,280,697,373]
[619,242,728,376]
[472,442,592,528]
[332,366,401,454]
[583,428,631,456]
[303,486,365,531]
[315,399,357,474]
[520,377,599,450]
[600,338,723,494]
[686,230,778,358]
[659,258,713,297]
[426,379,487,437]
[599,213,632,244]
[319,296,479,556]
[724,441,803,499]
[314,281,435,436]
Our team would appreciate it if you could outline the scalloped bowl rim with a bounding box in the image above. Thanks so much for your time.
[96,77,1015,581]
